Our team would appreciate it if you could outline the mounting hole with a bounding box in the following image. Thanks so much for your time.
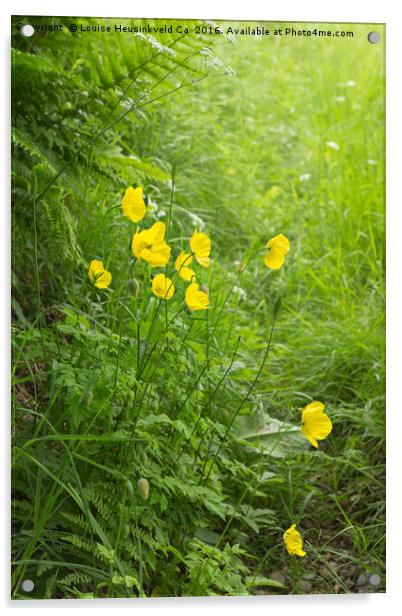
[367,31,380,44]
[368,573,381,587]
[21,24,35,38]
[21,579,35,592]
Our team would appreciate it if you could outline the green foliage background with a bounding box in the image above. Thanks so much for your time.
[11,17,385,599]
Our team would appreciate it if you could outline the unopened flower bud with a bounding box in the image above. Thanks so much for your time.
[137,478,149,501]
[126,480,134,497]
[128,278,140,297]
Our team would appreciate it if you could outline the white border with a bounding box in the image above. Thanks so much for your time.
[2,0,401,613]
[0,0,396,21]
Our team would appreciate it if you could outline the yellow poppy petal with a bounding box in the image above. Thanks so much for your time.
[301,424,318,448]
[283,524,306,558]
[88,260,112,289]
[122,186,147,223]
[131,222,171,266]
[175,251,193,269]
[267,233,290,256]
[131,232,142,259]
[149,221,166,244]
[182,267,195,281]
[175,252,195,281]
[301,401,332,447]
[190,231,210,256]
[141,243,171,267]
[95,270,112,289]
[303,401,325,414]
[190,231,211,267]
[152,273,175,300]
[185,282,210,311]
[88,259,104,280]
[295,548,306,557]
[196,256,211,268]
[307,413,332,440]
[264,249,285,270]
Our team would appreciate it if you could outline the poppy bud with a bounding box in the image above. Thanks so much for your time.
[128,278,140,297]
[126,480,134,498]
[137,478,149,501]
[200,284,209,296]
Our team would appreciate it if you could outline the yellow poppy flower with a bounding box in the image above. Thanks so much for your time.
[151,273,175,300]
[301,401,333,448]
[87,259,112,289]
[185,282,210,311]
[122,186,147,223]
[283,524,306,557]
[131,221,171,267]
[175,251,195,282]
[190,231,211,267]
[264,233,290,270]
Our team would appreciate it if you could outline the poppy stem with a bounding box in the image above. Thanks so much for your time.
[249,532,279,587]
[201,311,278,484]
[166,163,176,243]
[164,300,169,352]
[176,336,241,463]
[193,336,242,467]
[163,164,176,352]
[113,261,135,430]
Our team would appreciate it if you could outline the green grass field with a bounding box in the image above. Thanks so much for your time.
[11,18,385,598]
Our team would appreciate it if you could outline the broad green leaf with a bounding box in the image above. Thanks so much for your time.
[234,413,309,458]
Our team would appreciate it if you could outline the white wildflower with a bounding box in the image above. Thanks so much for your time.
[326,141,340,151]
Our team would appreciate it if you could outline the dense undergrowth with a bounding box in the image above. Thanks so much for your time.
[11,17,385,598]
